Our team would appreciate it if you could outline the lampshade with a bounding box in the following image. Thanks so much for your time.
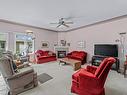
[25,30,35,39]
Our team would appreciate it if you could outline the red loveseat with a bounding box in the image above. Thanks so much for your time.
[66,51,87,65]
[35,50,56,64]
[71,57,116,95]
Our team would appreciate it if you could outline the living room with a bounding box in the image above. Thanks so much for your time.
[0,1,127,95]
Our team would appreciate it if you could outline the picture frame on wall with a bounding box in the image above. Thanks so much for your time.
[41,41,49,48]
[60,40,66,46]
[67,43,70,46]
[77,41,86,48]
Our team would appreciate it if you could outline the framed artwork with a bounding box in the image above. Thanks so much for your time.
[41,41,49,48]
[77,41,86,48]
[54,42,58,46]
[67,43,70,46]
[60,40,66,46]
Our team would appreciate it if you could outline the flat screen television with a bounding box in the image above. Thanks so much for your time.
[94,44,118,57]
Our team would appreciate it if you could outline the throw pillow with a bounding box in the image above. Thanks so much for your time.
[48,51,53,56]
[36,53,41,57]
[43,51,49,56]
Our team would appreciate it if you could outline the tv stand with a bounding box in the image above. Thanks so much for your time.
[91,55,119,72]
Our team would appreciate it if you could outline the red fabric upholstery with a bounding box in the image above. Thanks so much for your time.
[35,50,56,64]
[66,51,87,65]
[35,50,43,56]
[71,57,116,95]
[95,58,109,77]
[86,65,97,74]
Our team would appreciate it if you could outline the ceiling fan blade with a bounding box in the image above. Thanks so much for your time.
[50,22,59,24]
[63,24,69,27]
[56,24,61,28]
[63,16,73,20]
[64,22,73,24]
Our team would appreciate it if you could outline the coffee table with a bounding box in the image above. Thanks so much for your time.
[59,58,81,71]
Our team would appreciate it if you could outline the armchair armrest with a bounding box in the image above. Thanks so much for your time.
[79,70,96,79]
[86,65,97,74]
[7,67,34,80]
[67,52,72,56]
[35,53,41,58]
[17,62,30,69]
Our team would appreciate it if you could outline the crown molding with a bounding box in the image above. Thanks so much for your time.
[64,14,127,32]
[0,19,58,32]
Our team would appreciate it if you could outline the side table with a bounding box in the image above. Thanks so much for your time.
[124,61,127,78]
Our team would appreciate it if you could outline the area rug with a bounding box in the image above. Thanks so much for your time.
[37,73,53,84]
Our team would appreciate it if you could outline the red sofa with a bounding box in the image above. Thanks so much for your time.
[66,51,87,65]
[35,50,56,64]
[71,57,116,95]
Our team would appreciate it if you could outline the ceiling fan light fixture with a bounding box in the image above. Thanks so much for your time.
[50,17,73,28]
[25,30,33,34]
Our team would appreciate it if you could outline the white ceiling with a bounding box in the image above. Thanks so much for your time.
[0,0,127,31]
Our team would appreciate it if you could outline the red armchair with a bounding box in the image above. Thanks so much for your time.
[35,50,56,64]
[71,57,116,95]
[66,51,87,65]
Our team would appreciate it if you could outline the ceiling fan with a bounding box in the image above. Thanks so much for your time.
[50,18,73,28]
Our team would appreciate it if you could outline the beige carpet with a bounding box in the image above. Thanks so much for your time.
[0,61,127,95]
[0,75,8,95]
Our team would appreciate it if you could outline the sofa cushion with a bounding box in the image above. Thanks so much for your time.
[48,51,54,56]
[72,51,78,56]
[38,56,49,59]
[43,51,49,56]
[73,55,82,60]
[71,52,84,60]
[35,50,44,56]
[76,53,84,60]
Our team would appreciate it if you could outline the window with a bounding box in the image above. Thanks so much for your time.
[15,33,34,55]
[0,33,8,52]
[0,41,6,50]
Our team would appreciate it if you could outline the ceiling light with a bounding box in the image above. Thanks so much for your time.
[25,30,33,34]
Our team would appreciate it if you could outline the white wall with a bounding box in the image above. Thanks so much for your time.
[0,22,58,52]
[57,32,66,45]
[58,17,127,66]
[1,17,127,66]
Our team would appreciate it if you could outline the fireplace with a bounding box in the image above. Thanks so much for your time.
[57,51,66,58]
[54,46,69,58]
